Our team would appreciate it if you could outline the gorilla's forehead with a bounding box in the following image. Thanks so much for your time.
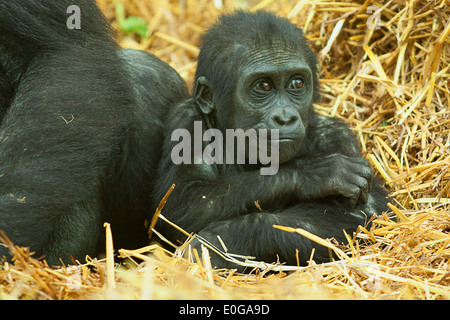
[239,48,309,74]
[237,48,312,85]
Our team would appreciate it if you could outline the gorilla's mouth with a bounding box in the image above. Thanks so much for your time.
[259,138,294,143]
[276,138,295,142]
[260,134,301,143]
[277,134,304,145]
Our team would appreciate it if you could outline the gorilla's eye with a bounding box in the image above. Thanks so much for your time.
[255,80,272,92]
[289,78,304,89]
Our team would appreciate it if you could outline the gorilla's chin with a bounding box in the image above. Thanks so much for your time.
[249,138,302,166]
[277,139,302,164]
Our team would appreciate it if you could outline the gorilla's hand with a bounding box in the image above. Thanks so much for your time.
[299,154,374,207]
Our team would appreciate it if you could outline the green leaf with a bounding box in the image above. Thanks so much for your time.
[120,16,148,37]
[114,1,148,37]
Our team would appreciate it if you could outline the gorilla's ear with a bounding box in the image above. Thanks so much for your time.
[194,76,215,115]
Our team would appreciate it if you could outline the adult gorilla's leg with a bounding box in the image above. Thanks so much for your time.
[0,50,126,264]
[0,0,131,264]
[0,1,189,263]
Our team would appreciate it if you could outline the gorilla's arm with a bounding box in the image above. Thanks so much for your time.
[287,114,374,205]
[155,10,388,270]
[193,204,371,268]
[156,104,373,237]
[157,145,302,234]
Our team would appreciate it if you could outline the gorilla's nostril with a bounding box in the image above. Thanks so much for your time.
[272,113,299,127]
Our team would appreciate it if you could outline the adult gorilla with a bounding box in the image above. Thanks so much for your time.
[0,0,188,264]
[155,10,388,270]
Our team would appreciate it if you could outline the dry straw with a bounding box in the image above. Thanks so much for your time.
[1,0,449,299]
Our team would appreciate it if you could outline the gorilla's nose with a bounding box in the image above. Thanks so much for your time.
[268,109,300,133]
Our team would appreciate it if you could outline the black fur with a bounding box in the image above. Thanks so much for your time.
[0,0,188,264]
[155,10,388,270]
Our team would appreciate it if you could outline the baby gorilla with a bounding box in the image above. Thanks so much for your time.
[155,10,388,270]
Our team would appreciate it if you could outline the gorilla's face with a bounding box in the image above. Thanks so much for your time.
[224,50,314,164]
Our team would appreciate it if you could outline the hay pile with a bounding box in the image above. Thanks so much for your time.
[1,0,449,300]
